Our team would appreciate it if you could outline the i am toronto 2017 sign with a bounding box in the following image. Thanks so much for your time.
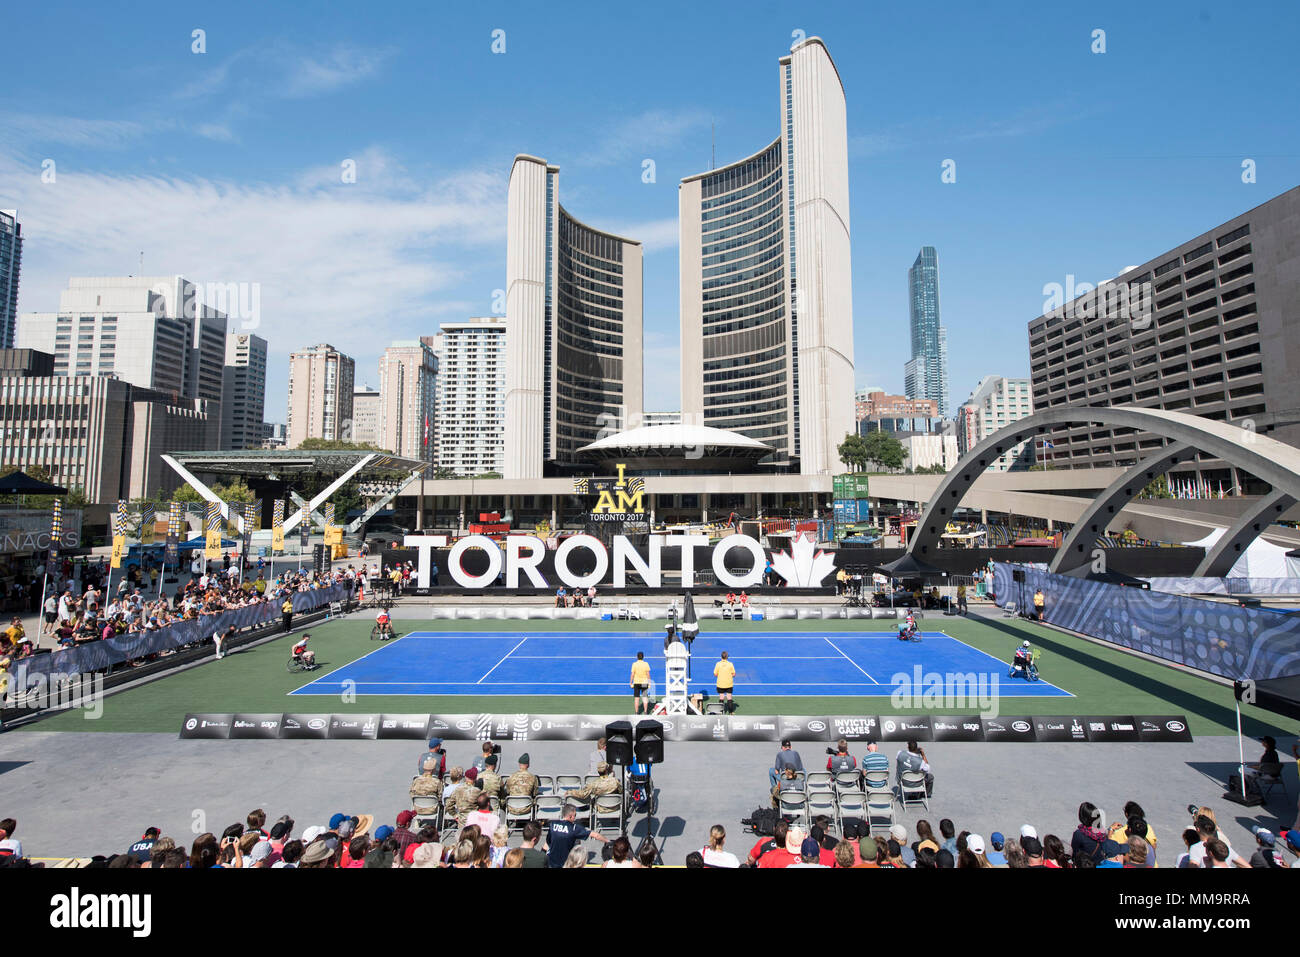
[403,464,836,589]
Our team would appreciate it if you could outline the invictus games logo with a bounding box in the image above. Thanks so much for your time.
[577,464,645,516]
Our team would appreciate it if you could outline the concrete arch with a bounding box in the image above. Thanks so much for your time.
[1195,489,1296,577]
[906,406,1300,563]
[1048,443,1195,573]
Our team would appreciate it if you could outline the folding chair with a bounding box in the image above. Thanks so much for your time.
[555,774,583,795]
[534,795,565,824]
[410,795,441,831]
[805,771,834,792]
[862,768,890,794]
[534,775,556,796]
[1255,763,1289,804]
[583,774,601,789]
[1002,602,1017,617]
[833,770,862,794]
[836,790,867,833]
[778,791,809,827]
[899,769,930,810]
[867,795,895,835]
[807,790,838,829]
[503,795,535,834]
[592,793,624,836]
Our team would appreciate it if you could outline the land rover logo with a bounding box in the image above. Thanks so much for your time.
[661,720,675,733]
[457,719,474,730]
[307,718,327,731]
[806,720,826,733]
[1012,721,1031,733]
[185,718,197,731]
[1165,720,1186,733]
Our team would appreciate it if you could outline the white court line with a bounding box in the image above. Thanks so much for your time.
[508,655,844,660]
[476,637,529,684]
[823,638,877,683]
[292,680,883,688]
[937,629,1075,697]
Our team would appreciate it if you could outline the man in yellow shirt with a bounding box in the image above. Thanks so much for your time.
[630,651,652,714]
[714,651,736,714]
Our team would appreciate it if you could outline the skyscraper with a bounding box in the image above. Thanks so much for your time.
[431,317,506,476]
[378,339,437,464]
[0,211,21,350]
[504,155,644,479]
[351,385,381,448]
[679,37,855,475]
[287,343,354,447]
[220,332,267,450]
[906,246,950,416]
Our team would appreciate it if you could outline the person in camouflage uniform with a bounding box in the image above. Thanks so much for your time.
[452,778,483,826]
[476,754,504,799]
[569,762,622,802]
[505,753,541,798]
[409,758,444,803]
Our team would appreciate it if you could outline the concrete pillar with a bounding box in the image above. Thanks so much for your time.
[458,495,467,534]
[701,492,709,524]
[416,480,425,530]
[648,493,656,527]
[1047,517,1054,532]
[981,508,988,524]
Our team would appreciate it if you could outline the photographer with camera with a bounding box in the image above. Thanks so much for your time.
[470,740,502,781]
[826,738,857,773]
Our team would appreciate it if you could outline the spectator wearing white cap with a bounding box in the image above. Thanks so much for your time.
[959,834,992,868]
[889,824,915,867]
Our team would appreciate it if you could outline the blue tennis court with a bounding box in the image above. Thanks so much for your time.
[289,631,1072,698]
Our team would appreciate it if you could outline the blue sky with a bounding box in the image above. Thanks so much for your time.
[3,0,1298,422]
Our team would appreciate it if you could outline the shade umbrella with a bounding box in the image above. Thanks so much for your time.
[680,590,698,679]
[0,470,69,495]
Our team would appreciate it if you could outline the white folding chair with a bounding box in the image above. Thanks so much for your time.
[899,769,930,810]
[836,790,867,833]
[778,790,809,826]
[807,790,838,828]
[534,795,564,824]
[503,795,534,834]
[592,793,624,835]
[867,795,895,834]
[833,770,862,793]
[805,771,834,792]
[862,768,890,794]
[1002,602,1017,617]
[555,774,583,795]
[534,775,556,796]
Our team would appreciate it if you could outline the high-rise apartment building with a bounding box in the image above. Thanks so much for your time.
[0,211,22,350]
[679,37,855,475]
[1027,186,1300,491]
[431,317,505,476]
[504,155,644,478]
[351,386,382,448]
[378,340,437,464]
[17,276,226,447]
[220,332,267,450]
[287,343,354,447]
[959,375,1035,471]
[905,247,949,416]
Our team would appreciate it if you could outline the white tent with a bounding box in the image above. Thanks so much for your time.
[1184,527,1297,578]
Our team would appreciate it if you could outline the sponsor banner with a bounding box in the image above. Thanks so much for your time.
[981,716,1037,742]
[1032,715,1090,742]
[526,714,586,741]
[664,714,730,742]
[279,713,331,739]
[1135,715,1193,742]
[329,714,380,740]
[1082,716,1140,742]
[778,715,831,742]
[877,715,933,741]
[377,714,433,739]
[180,713,233,739]
[931,715,986,742]
[830,715,881,742]
[230,713,284,739]
[726,714,781,742]
[179,712,1192,743]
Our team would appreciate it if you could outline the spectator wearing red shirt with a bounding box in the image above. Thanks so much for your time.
[748,819,788,866]
[827,738,857,773]
[758,826,807,869]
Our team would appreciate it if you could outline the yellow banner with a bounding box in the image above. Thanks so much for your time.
[272,527,285,553]
[141,521,155,545]
[111,535,125,568]
[324,526,343,546]
[205,529,223,559]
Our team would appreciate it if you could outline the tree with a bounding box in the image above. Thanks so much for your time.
[297,438,388,452]
[861,431,906,472]
[837,433,868,472]
[1138,475,1172,499]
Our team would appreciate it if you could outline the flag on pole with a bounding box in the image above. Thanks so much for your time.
[324,502,335,527]
[116,499,128,537]
[140,502,156,545]
[51,498,62,539]
[272,498,285,553]
[205,500,223,559]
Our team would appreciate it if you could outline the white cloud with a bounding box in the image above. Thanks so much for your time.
[578,108,712,168]
[1,147,507,399]
[0,112,149,150]
[607,216,679,252]
[284,46,391,98]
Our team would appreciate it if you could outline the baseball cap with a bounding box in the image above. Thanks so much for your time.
[966,834,985,854]
[427,737,442,749]
[1251,825,1275,847]
[301,825,327,843]
[935,849,955,868]
[991,831,1005,849]
[1020,824,1038,839]
[328,813,347,830]
[1021,836,1043,856]
[889,824,908,843]
[396,810,415,827]
[374,825,394,842]
[800,837,821,860]
[858,836,878,858]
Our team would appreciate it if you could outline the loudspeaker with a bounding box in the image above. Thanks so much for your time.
[1012,570,1025,583]
[604,721,633,766]
[634,720,665,764]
